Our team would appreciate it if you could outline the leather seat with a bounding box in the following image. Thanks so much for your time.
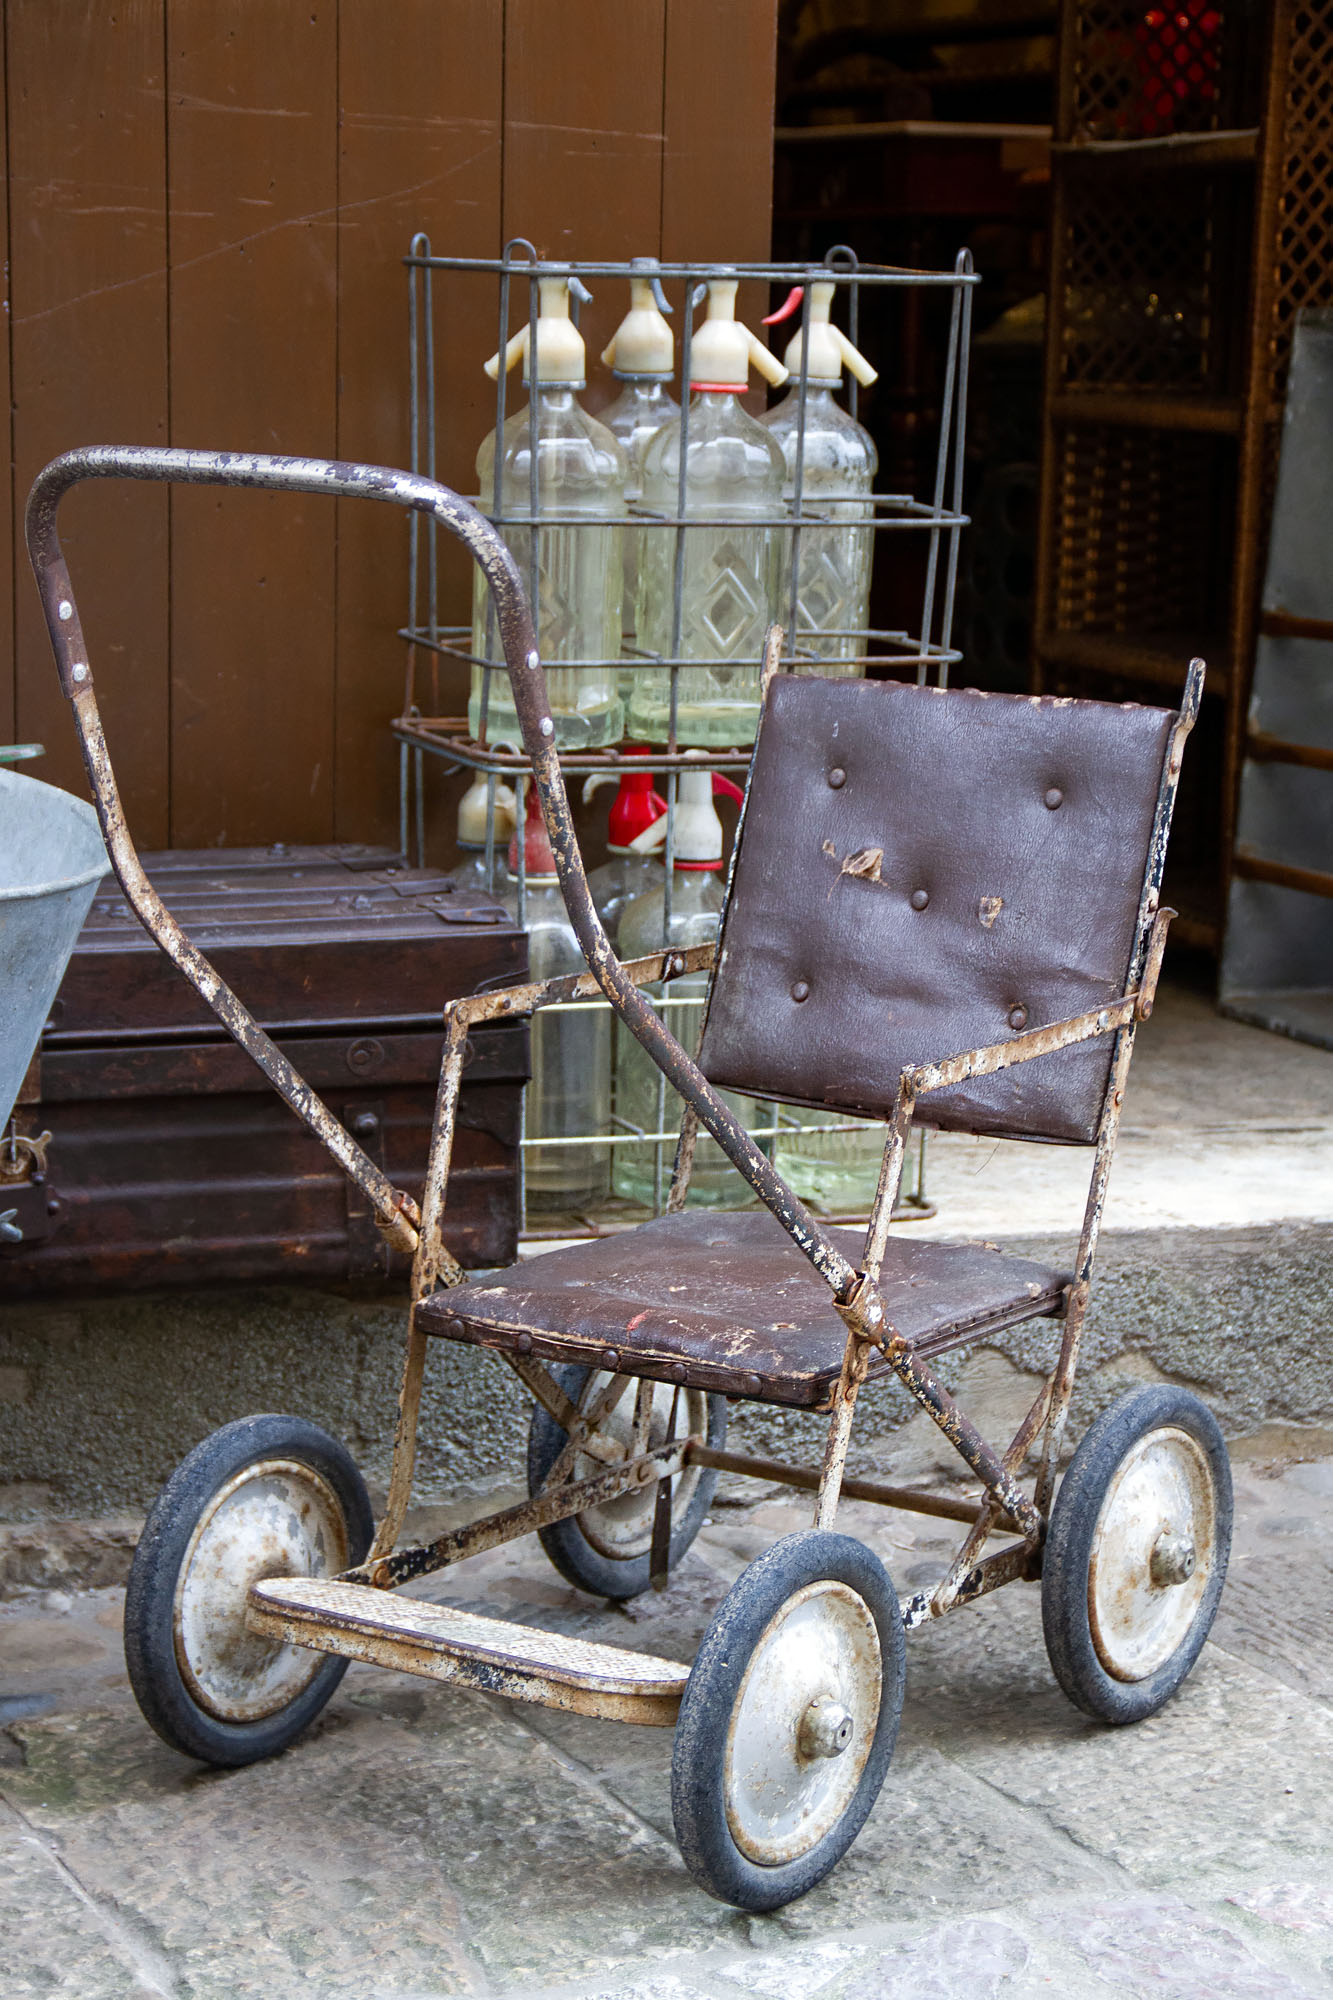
[417,1208,1070,1409]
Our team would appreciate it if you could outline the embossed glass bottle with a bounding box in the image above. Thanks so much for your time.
[505,787,610,1213]
[599,262,677,693]
[629,277,790,748]
[760,281,879,674]
[470,276,626,751]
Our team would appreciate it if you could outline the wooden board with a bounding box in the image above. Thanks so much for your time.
[166,1,338,847]
[6,3,170,839]
[502,0,668,411]
[0,2,778,850]
[334,0,504,847]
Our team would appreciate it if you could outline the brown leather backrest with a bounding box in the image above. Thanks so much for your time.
[698,677,1175,1145]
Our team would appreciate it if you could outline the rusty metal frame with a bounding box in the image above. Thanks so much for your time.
[26,446,1204,1729]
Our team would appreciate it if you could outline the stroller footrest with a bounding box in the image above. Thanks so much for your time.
[247,1575,688,1724]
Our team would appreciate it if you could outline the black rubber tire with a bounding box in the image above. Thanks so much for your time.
[527,1365,727,1600]
[1042,1385,1232,1726]
[124,1413,373,1768]
[672,1531,905,1911]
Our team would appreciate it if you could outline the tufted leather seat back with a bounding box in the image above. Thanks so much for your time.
[698,676,1175,1146]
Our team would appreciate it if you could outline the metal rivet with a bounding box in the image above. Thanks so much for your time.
[910,888,929,911]
[1008,1005,1028,1031]
[601,1347,620,1369]
[827,767,846,789]
[668,1362,686,1384]
[741,1372,762,1397]
[791,980,810,1003]
[526,649,540,670]
[514,1331,533,1355]
[539,717,554,737]
[71,662,88,683]
[57,600,73,622]
[1044,787,1064,810]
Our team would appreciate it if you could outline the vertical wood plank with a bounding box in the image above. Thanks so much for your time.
[502,0,667,404]
[0,14,12,748]
[167,2,337,846]
[8,2,169,836]
[661,0,777,264]
[334,0,503,845]
[663,0,777,393]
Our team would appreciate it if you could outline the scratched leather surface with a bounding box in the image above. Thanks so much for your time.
[420,1210,1069,1408]
[699,677,1174,1144]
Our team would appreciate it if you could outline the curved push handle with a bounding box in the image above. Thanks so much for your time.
[24,447,850,1297]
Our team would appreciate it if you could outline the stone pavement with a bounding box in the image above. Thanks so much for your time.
[2,1438,1331,1999]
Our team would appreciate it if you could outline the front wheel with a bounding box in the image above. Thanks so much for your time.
[124,1414,373,1767]
[1042,1384,1232,1725]
[672,1532,905,1910]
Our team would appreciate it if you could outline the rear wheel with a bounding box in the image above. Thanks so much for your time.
[672,1531,905,1910]
[527,1365,726,1600]
[1042,1384,1232,1725]
[124,1414,373,1766]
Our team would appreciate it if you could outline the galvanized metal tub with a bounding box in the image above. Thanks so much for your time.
[0,767,106,1127]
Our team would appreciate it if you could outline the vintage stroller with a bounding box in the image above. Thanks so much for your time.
[27,447,1231,1912]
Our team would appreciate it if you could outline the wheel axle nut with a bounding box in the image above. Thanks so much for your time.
[798,1695,854,1761]
[1150,1531,1196,1587]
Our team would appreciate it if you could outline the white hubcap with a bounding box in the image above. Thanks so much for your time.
[1087,1427,1216,1683]
[174,1460,349,1722]
[724,1581,882,1866]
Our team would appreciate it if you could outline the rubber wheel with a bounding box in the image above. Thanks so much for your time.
[1042,1384,1232,1725]
[672,1531,905,1910]
[527,1365,726,1600]
[124,1414,373,1767]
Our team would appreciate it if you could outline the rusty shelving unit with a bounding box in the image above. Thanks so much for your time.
[1033,0,1333,951]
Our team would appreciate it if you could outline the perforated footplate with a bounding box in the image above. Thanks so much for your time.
[247,1575,688,1723]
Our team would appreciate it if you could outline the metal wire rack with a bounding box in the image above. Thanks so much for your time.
[394,238,979,1237]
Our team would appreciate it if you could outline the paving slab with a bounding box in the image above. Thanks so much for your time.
[2,1447,1331,1998]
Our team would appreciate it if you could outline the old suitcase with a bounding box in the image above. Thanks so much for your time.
[0,844,527,1295]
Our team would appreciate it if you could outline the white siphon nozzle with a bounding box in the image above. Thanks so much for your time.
[629,770,725,864]
[601,258,675,380]
[485,275,591,387]
[763,281,877,388]
[689,274,789,392]
[457,769,517,848]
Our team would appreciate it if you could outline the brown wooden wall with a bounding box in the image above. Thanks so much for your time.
[1,1,777,848]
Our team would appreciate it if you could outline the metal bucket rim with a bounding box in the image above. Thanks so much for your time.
[0,856,109,904]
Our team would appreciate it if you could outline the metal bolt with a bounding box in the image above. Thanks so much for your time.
[799,1696,854,1760]
[1044,787,1064,810]
[71,663,88,683]
[791,980,810,1003]
[57,600,73,622]
[827,767,846,789]
[351,1111,379,1136]
[1150,1530,1197,1587]
[910,888,929,911]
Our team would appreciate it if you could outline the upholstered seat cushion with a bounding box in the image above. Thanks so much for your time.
[417,1209,1070,1409]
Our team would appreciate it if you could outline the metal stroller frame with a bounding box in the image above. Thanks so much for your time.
[27,446,1228,1912]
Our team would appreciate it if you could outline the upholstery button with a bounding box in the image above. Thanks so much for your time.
[1008,1005,1028,1031]
[910,888,929,911]
[1044,787,1064,810]
[791,980,810,1003]
[828,767,846,789]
